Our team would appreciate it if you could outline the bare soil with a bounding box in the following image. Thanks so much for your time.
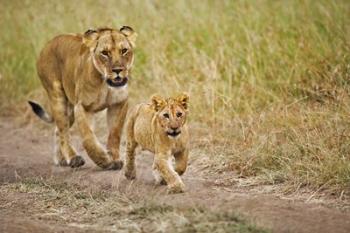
[1,117,350,233]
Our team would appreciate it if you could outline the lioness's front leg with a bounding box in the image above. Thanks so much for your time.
[75,103,113,169]
[124,139,137,180]
[107,100,128,170]
[153,151,185,194]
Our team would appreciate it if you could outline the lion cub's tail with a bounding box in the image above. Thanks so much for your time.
[28,101,54,123]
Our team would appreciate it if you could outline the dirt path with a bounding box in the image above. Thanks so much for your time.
[1,118,350,233]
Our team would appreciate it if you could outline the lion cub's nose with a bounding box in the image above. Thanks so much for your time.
[112,68,123,74]
[171,127,179,131]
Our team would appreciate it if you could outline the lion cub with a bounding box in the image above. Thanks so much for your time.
[124,93,190,193]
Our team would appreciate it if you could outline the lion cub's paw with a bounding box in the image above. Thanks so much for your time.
[69,156,85,168]
[153,170,167,185]
[108,160,124,170]
[167,181,185,194]
[124,169,136,180]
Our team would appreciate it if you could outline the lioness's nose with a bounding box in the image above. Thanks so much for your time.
[112,68,123,74]
[171,127,179,131]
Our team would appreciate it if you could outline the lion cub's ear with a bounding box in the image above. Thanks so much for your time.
[83,29,99,50]
[120,26,137,47]
[176,92,190,110]
[151,94,166,112]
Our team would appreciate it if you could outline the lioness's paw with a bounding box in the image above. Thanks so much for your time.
[69,156,85,168]
[124,169,136,180]
[107,160,124,170]
[160,179,167,185]
[167,182,185,194]
[58,159,69,166]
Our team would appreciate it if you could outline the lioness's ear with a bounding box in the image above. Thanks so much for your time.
[120,26,137,47]
[83,29,98,49]
[151,94,166,112]
[176,92,189,110]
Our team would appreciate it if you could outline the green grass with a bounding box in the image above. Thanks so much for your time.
[1,178,267,233]
[0,0,349,193]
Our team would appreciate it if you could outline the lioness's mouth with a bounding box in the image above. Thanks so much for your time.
[106,77,128,87]
[167,131,181,137]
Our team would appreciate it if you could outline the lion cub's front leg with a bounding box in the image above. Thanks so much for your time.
[75,103,113,169]
[174,149,189,176]
[153,151,185,194]
[153,149,189,186]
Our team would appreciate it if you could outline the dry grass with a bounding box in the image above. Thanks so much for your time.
[0,178,267,232]
[0,0,349,193]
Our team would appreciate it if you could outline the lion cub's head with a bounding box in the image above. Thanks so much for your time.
[82,26,137,88]
[151,93,189,139]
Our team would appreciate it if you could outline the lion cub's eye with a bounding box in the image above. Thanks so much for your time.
[121,48,128,55]
[163,113,170,118]
[101,50,109,57]
[176,112,182,117]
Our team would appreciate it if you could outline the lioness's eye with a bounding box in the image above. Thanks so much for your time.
[176,112,182,117]
[101,50,109,57]
[163,113,170,118]
[121,48,128,55]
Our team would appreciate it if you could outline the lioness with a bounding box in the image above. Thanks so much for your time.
[29,26,137,169]
[124,93,190,193]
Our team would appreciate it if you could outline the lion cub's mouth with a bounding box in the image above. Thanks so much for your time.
[167,131,181,138]
[106,77,128,88]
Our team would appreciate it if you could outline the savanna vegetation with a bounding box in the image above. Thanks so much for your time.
[1,0,349,194]
[0,178,266,232]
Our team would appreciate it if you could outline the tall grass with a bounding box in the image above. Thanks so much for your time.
[0,0,349,193]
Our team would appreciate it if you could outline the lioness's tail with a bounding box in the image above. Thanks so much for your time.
[28,101,54,123]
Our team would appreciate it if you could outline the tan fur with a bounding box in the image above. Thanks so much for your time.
[33,27,137,169]
[124,93,190,194]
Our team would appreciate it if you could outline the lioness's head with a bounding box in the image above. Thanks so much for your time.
[83,26,137,87]
[151,93,189,139]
